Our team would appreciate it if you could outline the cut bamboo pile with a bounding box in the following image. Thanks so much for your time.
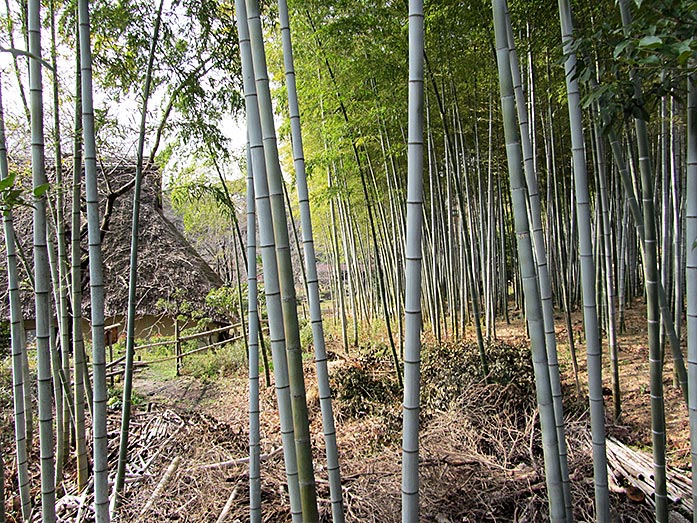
[605,436,693,518]
[52,407,186,522]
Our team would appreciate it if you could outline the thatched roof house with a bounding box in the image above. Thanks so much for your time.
[0,159,226,339]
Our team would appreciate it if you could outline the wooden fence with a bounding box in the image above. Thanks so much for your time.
[105,323,243,380]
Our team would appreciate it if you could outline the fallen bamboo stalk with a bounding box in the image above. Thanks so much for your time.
[139,456,182,517]
[605,436,693,516]
[178,324,242,342]
[142,428,183,472]
[105,354,126,370]
[215,485,240,523]
[188,447,283,471]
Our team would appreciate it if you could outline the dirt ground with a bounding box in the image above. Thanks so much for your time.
[494,300,690,468]
[114,299,691,522]
[3,299,684,521]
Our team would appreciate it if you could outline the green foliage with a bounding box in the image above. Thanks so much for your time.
[0,322,9,359]
[206,285,244,320]
[573,0,696,126]
[299,319,313,351]
[107,385,144,410]
[54,0,244,161]
[156,288,209,329]
[182,340,247,381]
[0,362,12,453]
[168,166,245,285]
[0,171,29,215]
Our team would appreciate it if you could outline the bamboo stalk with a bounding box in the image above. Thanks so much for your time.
[27,0,58,517]
[189,447,284,472]
[215,486,239,523]
[685,71,697,523]
[0,72,32,522]
[557,1,610,520]
[139,456,181,517]
[245,0,319,519]
[76,0,110,515]
[71,24,89,490]
[246,143,262,523]
[492,1,566,520]
[402,1,424,520]
[504,8,572,518]
[236,0,302,519]
[277,1,345,520]
[114,1,165,509]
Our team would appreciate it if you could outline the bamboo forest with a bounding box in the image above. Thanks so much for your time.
[0,0,696,521]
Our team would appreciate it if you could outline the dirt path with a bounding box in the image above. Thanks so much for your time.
[133,369,224,412]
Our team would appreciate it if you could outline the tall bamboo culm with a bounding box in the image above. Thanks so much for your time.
[557,1,610,520]
[113,1,164,507]
[48,2,71,484]
[28,0,58,518]
[246,143,262,523]
[685,71,696,523]
[503,7,572,518]
[0,74,32,522]
[245,0,320,519]
[236,0,302,519]
[617,3,668,520]
[277,1,345,521]
[77,0,110,517]
[491,1,566,521]
[401,0,424,520]
[71,26,89,491]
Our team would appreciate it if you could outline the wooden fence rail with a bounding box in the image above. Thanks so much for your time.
[105,322,248,380]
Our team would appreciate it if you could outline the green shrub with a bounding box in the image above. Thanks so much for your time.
[107,385,144,410]
[0,321,10,359]
[420,340,535,412]
[299,320,314,351]
[183,341,247,380]
[330,353,401,419]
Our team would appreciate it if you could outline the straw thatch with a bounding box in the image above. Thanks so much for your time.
[0,158,226,329]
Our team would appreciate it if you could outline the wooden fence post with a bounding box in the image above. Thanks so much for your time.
[175,318,181,377]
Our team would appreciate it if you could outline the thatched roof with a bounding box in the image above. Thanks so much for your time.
[0,159,225,322]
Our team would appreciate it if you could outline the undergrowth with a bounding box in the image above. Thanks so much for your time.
[329,338,536,445]
[420,340,535,412]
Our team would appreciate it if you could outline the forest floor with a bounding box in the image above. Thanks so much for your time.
[495,300,690,468]
[1,301,692,522]
[109,299,691,522]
